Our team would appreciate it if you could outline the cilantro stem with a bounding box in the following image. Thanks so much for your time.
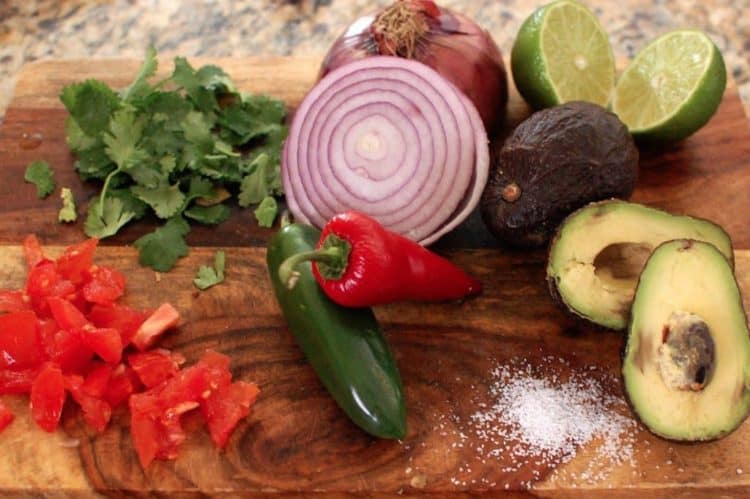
[98,167,121,217]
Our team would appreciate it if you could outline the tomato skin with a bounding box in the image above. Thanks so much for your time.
[82,266,126,305]
[47,297,88,332]
[0,291,30,314]
[55,238,98,285]
[202,381,260,448]
[0,368,38,394]
[0,310,43,369]
[23,235,47,270]
[88,304,148,346]
[131,303,180,351]
[30,363,66,432]
[0,400,14,432]
[128,350,184,388]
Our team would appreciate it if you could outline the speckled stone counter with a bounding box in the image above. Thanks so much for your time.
[1,0,748,120]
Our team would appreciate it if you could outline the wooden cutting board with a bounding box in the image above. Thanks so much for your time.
[0,57,749,497]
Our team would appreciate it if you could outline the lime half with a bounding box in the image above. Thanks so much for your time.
[511,0,615,109]
[612,30,726,143]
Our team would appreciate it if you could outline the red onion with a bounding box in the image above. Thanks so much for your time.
[320,0,508,132]
[282,56,489,246]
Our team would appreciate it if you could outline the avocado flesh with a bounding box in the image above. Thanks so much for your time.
[623,240,750,441]
[547,200,733,330]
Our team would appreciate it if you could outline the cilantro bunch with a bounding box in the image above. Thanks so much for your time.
[61,47,287,271]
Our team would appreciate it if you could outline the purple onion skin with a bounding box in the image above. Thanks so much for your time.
[320,3,508,133]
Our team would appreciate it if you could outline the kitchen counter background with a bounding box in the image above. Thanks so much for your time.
[0,0,748,121]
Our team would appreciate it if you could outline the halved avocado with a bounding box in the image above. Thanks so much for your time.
[547,200,733,330]
[622,239,750,441]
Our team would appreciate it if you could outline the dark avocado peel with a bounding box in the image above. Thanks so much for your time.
[481,101,638,248]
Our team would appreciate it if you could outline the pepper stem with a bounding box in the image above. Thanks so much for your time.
[278,234,352,289]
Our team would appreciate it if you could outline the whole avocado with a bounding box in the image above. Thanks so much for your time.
[481,101,638,247]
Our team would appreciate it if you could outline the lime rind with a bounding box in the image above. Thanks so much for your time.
[612,29,726,142]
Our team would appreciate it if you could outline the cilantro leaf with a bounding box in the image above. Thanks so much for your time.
[218,94,286,145]
[65,116,99,153]
[238,154,270,207]
[24,160,56,199]
[74,145,115,181]
[193,250,226,290]
[254,196,278,228]
[131,180,186,219]
[60,79,120,136]
[121,46,157,102]
[84,197,135,238]
[108,188,149,219]
[184,204,231,225]
[103,107,146,169]
[171,57,216,113]
[134,217,191,272]
[58,188,77,223]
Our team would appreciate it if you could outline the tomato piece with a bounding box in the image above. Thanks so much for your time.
[80,326,122,365]
[38,320,93,374]
[47,297,88,332]
[82,266,126,305]
[0,310,43,369]
[82,363,113,398]
[103,365,138,409]
[64,375,111,433]
[0,291,30,314]
[201,381,260,448]
[129,410,186,468]
[30,363,66,432]
[131,303,180,351]
[0,368,38,394]
[55,238,98,285]
[23,235,47,270]
[88,304,148,346]
[128,349,184,388]
[25,262,74,318]
[0,400,14,432]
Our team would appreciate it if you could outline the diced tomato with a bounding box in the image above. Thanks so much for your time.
[0,399,13,432]
[81,363,113,398]
[47,297,88,332]
[129,364,212,418]
[30,363,66,432]
[128,349,184,388]
[79,327,122,365]
[0,291,30,314]
[0,368,38,395]
[103,365,138,409]
[64,375,111,433]
[131,303,180,351]
[23,235,46,270]
[38,320,93,374]
[88,304,148,346]
[55,238,98,285]
[0,310,43,369]
[129,410,186,468]
[201,381,260,448]
[82,266,126,305]
[25,262,74,317]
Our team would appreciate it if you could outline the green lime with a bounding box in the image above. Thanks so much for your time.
[511,0,615,110]
[612,29,726,143]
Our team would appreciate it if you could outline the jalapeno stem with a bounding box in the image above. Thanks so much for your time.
[278,235,351,289]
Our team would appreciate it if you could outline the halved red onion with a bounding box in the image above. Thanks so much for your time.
[282,56,489,245]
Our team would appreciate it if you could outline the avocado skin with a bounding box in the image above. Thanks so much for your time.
[621,239,750,442]
[481,101,638,248]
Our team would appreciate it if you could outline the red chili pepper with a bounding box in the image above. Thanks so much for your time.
[278,212,481,307]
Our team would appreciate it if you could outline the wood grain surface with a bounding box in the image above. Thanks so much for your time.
[0,56,748,497]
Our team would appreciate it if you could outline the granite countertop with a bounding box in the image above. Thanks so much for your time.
[0,0,748,120]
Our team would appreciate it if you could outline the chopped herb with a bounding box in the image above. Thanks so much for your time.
[254,196,278,228]
[24,161,56,199]
[60,47,288,271]
[193,250,226,290]
[58,188,77,223]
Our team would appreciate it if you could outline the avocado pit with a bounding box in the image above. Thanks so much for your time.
[657,311,715,392]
